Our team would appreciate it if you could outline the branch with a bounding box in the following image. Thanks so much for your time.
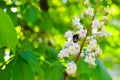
[39,0,49,11]
[64,72,68,80]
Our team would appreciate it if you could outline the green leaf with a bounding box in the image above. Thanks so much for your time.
[89,0,96,5]
[67,77,76,80]
[77,57,94,76]
[0,48,5,65]
[0,60,14,80]
[79,73,90,80]
[91,58,112,80]
[6,8,19,26]
[0,9,18,52]
[101,0,108,7]
[46,45,58,62]
[22,4,39,23]
[12,55,34,80]
[40,60,64,80]
[77,58,111,80]
[45,62,63,80]
[20,51,44,79]
[20,51,39,66]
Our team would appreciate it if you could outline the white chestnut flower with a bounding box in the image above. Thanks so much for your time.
[92,19,100,29]
[58,53,63,59]
[84,7,94,17]
[80,52,85,57]
[89,39,97,44]
[99,27,107,38]
[58,48,69,59]
[89,39,97,47]
[76,29,87,38]
[64,30,73,41]
[102,16,108,21]
[64,40,73,48]
[105,6,110,14]
[66,61,77,75]
[86,39,102,57]
[92,28,98,35]
[90,52,96,57]
[86,36,93,40]
[72,17,80,27]
[76,24,83,30]
[99,22,104,28]
[69,43,80,56]
[95,46,102,56]
[92,21,107,38]
[84,55,96,66]
[84,0,89,6]
[79,29,87,38]
[87,39,97,52]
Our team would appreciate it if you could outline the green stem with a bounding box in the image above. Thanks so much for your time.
[39,58,52,65]
[0,57,14,69]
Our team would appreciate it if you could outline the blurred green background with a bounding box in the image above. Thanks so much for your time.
[0,0,120,80]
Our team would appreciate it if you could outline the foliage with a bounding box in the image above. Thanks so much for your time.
[0,0,120,80]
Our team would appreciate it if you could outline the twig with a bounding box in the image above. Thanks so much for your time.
[64,72,68,80]
[0,57,14,69]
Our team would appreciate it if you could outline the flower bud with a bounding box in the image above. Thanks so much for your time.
[84,0,90,7]
[84,7,94,17]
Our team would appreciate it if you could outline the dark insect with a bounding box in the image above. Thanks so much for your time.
[73,34,79,43]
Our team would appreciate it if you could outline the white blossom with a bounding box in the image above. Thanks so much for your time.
[89,39,97,45]
[58,48,69,59]
[4,48,10,61]
[11,7,17,13]
[72,17,80,27]
[64,30,73,40]
[102,16,108,21]
[99,27,107,38]
[86,39,102,58]
[95,46,102,56]
[105,6,110,14]
[84,0,89,6]
[80,52,85,57]
[92,21,107,38]
[69,43,80,56]
[66,61,77,75]
[99,22,104,28]
[58,53,63,59]
[90,52,96,57]
[79,29,87,38]
[84,55,96,66]
[92,28,98,35]
[76,24,83,30]
[86,39,98,53]
[88,39,97,49]
[84,7,94,17]
[92,19,100,28]
[76,29,87,38]
[64,40,73,48]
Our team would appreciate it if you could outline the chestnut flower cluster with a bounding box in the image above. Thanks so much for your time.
[58,0,110,76]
